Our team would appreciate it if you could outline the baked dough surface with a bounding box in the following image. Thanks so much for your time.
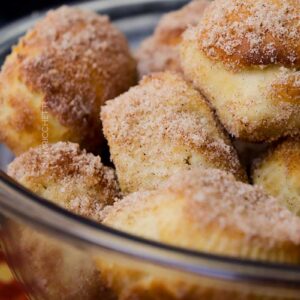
[180,0,300,142]
[0,6,137,154]
[8,142,121,221]
[136,0,210,77]
[101,72,246,193]
[253,139,300,216]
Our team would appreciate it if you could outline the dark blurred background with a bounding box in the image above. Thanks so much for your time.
[0,0,80,25]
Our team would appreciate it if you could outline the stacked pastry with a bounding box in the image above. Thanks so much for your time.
[1,0,300,299]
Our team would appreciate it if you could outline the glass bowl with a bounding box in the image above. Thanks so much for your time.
[0,1,300,299]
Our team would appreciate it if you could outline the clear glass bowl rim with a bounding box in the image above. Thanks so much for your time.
[0,0,300,288]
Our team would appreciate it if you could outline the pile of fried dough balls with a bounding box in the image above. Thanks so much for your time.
[1,0,300,299]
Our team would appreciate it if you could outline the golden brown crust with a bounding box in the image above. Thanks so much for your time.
[7,142,121,221]
[154,1,209,44]
[136,0,210,76]
[19,6,136,127]
[187,0,300,71]
[0,6,137,154]
[270,69,300,104]
[101,72,246,193]
[253,138,300,177]
[252,138,300,215]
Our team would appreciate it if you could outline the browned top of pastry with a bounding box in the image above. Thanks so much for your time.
[270,69,300,104]
[155,0,210,45]
[166,168,300,245]
[184,0,300,70]
[2,6,136,139]
[8,142,121,221]
[102,71,245,181]
[102,167,300,247]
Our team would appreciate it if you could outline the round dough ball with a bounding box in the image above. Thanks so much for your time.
[0,6,137,155]
[6,142,121,299]
[98,167,300,299]
[136,0,210,77]
[101,72,246,194]
[252,139,300,216]
[180,0,300,142]
[7,141,121,220]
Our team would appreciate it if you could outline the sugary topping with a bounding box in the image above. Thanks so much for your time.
[8,142,121,220]
[9,142,101,178]
[12,6,135,133]
[255,138,300,175]
[103,72,219,145]
[166,168,300,246]
[155,0,210,43]
[270,68,300,103]
[136,37,181,76]
[136,0,210,75]
[102,72,243,178]
[184,0,300,70]
[103,167,300,247]
[273,69,300,88]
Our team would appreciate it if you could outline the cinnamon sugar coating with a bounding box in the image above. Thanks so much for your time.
[101,72,246,194]
[7,142,121,221]
[136,0,210,77]
[180,0,300,142]
[253,138,300,216]
[99,167,300,299]
[270,70,300,104]
[102,167,300,253]
[190,0,300,70]
[0,6,137,155]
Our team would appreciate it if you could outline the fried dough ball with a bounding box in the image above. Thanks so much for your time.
[252,139,300,216]
[136,0,210,77]
[7,142,121,220]
[101,72,246,194]
[180,0,300,142]
[6,142,121,299]
[0,6,137,155]
[98,168,300,299]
